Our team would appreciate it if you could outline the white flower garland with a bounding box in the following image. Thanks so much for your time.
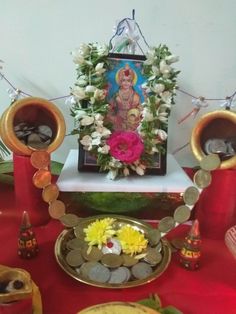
[70,43,179,179]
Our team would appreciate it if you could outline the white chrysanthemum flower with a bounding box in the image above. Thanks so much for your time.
[98,144,110,154]
[154,129,168,141]
[165,55,179,64]
[109,158,122,168]
[136,166,145,176]
[91,137,101,146]
[94,113,104,121]
[151,146,159,153]
[80,116,94,126]
[77,77,88,87]
[72,86,86,100]
[94,89,105,100]
[79,43,90,56]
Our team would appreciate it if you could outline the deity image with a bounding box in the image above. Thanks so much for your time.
[107,63,143,131]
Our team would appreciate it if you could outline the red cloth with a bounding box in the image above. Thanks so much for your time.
[1,182,236,314]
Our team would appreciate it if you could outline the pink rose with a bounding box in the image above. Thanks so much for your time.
[107,131,144,164]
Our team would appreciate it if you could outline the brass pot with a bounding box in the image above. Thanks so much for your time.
[0,97,66,155]
[191,110,236,169]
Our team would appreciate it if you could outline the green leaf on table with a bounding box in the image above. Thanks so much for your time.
[51,161,64,175]
[138,294,162,311]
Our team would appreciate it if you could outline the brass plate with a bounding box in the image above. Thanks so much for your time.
[54,215,171,289]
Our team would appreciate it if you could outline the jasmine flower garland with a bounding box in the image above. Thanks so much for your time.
[70,43,179,179]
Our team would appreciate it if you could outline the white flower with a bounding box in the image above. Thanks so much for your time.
[79,43,90,56]
[136,166,145,176]
[72,86,86,100]
[123,167,130,176]
[80,116,94,126]
[107,169,118,180]
[142,107,154,121]
[154,129,168,141]
[161,91,172,104]
[71,49,85,65]
[95,63,106,75]
[85,85,96,93]
[98,145,110,154]
[151,146,159,153]
[80,135,92,150]
[160,60,172,75]
[91,138,101,146]
[97,44,109,56]
[94,113,104,121]
[77,77,88,87]
[92,126,111,138]
[74,110,87,121]
[94,89,106,100]
[152,83,165,94]
[144,49,156,65]
[109,158,122,168]
[165,55,179,64]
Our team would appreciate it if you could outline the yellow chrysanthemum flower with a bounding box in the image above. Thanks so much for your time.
[83,218,116,249]
[117,225,148,256]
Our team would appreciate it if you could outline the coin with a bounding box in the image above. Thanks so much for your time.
[174,205,191,223]
[108,267,131,284]
[144,248,162,266]
[27,133,49,150]
[66,237,85,250]
[121,254,138,267]
[158,216,175,233]
[81,246,103,262]
[131,262,153,280]
[183,186,200,205]
[210,139,227,154]
[88,263,111,283]
[37,125,53,141]
[147,229,161,247]
[32,169,51,188]
[79,261,98,278]
[199,153,221,171]
[74,225,85,239]
[42,183,59,203]
[30,150,50,169]
[101,253,123,268]
[48,200,66,219]
[193,169,212,189]
[60,213,80,228]
[65,249,84,267]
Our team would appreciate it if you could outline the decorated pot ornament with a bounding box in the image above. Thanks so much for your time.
[179,219,201,270]
[18,211,39,259]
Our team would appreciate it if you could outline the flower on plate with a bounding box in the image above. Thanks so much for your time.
[107,131,144,164]
[84,218,116,249]
[117,225,148,256]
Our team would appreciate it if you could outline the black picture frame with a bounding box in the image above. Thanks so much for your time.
[78,53,167,176]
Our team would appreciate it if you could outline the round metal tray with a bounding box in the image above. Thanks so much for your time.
[54,215,171,289]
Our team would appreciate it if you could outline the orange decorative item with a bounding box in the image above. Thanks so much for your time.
[18,211,39,259]
[0,97,66,226]
[179,219,201,270]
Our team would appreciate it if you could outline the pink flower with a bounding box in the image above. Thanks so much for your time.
[107,131,144,164]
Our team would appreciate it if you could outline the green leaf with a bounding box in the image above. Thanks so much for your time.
[160,306,183,314]
[138,299,160,311]
[0,173,14,185]
[50,161,64,175]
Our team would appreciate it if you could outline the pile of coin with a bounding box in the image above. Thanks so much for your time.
[204,138,236,159]
[14,122,53,149]
[63,228,164,285]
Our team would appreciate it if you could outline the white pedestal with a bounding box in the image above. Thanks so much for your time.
[57,150,193,193]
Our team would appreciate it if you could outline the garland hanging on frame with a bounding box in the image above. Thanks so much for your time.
[70,43,179,179]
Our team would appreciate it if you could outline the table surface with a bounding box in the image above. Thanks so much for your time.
[1,181,236,314]
[57,150,193,192]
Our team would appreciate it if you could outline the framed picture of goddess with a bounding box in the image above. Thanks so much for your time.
[78,53,167,175]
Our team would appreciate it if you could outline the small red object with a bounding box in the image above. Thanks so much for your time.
[179,219,201,270]
[18,211,39,259]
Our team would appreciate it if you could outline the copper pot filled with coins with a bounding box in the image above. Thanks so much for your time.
[190,109,236,169]
[190,109,236,239]
[0,97,66,226]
